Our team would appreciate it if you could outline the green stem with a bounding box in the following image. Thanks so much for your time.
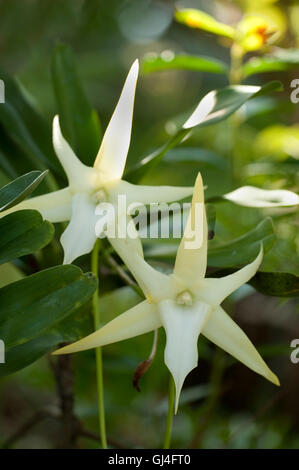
[229,42,244,187]
[163,376,175,449]
[229,43,244,85]
[91,240,108,449]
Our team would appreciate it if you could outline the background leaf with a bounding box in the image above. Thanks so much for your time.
[51,43,102,166]
[126,81,282,183]
[142,54,228,75]
[175,8,235,39]
[243,49,299,77]
[250,271,299,297]
[208,217,276,267]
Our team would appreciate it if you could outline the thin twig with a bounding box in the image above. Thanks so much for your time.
[103,251,144,297]
[49,351,78,448]
[2,408,59,449]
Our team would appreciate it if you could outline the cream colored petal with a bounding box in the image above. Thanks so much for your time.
[174,173,208,284]
[200,246,263,305]
[108,213,144,258]
[224,186,299,207]
[109,240,173,302]
[0,187,72,222]
[115,180,193,206]
[93,60,139,180]
[53,300,160,355]
[61,193,98,264]
[53,116,94,190]
[202,306,279,385]
[159,299,212,413]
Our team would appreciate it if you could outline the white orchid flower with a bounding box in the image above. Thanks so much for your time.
[54,173,279,412]
[1,60,193,263]
[223,186,299,208]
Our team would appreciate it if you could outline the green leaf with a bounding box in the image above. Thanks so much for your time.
[175,8,235,39]
[126,81,282,183]
[143,204,217,257]
[250,271,299,297]
[0,210,54,264]
[142,54,228,75]
[0,171,48,212]
[243,49,299,77]
[144,217,275,267]
[51,43,102,166]
[0,265,97,376]
[0,70,63,182]
[208,218,276,267]
[0,262,24,288]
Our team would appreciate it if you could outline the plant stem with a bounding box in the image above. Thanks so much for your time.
[103,250,143,297]
[229,42,244,187]
[91,240,108,449]
[229,43,244,85]
[163,376,175,449]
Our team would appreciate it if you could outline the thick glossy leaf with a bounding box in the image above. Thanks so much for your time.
[0,210,54,264]
[250,272,299,297]
[126,81,282,183]
[142,54,228,75]
[0,307,93,377]
[243,49,299,77]
[0,171,48,212]
[51,43,101,166]
[0,266,97,376]
[175,8,235,39]
[0,262,24,288]
[208,218,276,268]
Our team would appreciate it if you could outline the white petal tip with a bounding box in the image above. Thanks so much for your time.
[128,59,139,78]
[267,371,280,387]
[174,391,181,415]
[132,58,139,68]
[52,115,60,133]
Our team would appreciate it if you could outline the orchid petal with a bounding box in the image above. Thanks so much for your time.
[53,116,93,189]
[108,213,144,258]
[109,245,173,302]
[115,180,193,207]
[202,306,279,385]
[200,246,263,305]
[61,193,98,264]
[0,187,72,222]
[224,186,299,207]
[174,173,207,283]
[53,300,160,355]
[159,299,212,413]
[183,90,216,129]
[93,60,139,180]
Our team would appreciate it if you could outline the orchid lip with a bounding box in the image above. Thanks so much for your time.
[176,290,193,306]
[94,188,107,203]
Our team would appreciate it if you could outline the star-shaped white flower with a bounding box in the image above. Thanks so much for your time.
[1,60,193,263]
[54,172,279,412]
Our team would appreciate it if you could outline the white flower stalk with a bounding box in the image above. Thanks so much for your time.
[1,60,193,263]
[54,173,279,412]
